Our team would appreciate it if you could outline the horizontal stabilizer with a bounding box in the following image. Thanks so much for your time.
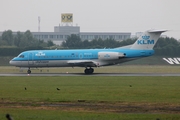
[147,29,168,33]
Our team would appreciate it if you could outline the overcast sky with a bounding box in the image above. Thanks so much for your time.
[1,0,180,39]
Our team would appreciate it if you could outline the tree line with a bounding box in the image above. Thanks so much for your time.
[62,34,180,56]
[154,37,180,56]
[0,30,180,56]
[62,34,136,49]
[0,30,54,56]
[0,30,54,48]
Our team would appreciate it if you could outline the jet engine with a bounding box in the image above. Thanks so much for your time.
[98,52,125,60]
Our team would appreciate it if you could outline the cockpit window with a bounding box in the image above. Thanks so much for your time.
[19,55,24,58]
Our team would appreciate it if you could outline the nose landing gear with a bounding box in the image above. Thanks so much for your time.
[27,68,31,74]
[84,67,94,74]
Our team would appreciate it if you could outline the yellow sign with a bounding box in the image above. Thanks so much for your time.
[61,13,73,22]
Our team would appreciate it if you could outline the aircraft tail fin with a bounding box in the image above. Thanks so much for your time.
[130,30,167,50]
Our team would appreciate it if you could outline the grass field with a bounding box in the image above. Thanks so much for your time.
[0,76,180,120]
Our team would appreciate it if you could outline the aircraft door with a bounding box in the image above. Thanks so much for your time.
[28,53,34,65]
[79,53,83,59]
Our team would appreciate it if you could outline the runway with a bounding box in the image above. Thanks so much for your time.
[1,73,180,76]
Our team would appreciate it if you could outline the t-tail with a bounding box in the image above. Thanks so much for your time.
[130,30,167,50]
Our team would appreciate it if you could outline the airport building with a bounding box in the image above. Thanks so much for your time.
[32,25,131,45]
[0,13,131,45]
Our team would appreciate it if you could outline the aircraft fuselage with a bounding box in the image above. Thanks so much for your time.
[10,49,154,68]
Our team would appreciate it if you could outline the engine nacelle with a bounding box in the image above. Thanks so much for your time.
[98,52,125,60]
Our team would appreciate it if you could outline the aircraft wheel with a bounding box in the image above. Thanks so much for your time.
[91,68,94,73]
[27,69,31,74]
[84,69,88,74]
[84,68,94,74]
[89,68,94,74]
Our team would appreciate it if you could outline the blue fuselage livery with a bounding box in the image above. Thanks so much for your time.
[10,49,154,67]
[9,29,167,74]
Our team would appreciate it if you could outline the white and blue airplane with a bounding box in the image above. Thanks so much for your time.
[9,29,167,74]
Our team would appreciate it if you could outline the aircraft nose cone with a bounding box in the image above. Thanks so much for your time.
[9,60,13,65]
[9,60,15,65]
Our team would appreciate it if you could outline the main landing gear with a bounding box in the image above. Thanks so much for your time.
[84,67,94,74]
[27,68,31,74]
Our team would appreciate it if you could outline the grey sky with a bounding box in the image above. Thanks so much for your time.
[1,0,180,39]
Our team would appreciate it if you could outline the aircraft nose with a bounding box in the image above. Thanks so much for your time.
[9,60,13,65]
[9,60,16,65]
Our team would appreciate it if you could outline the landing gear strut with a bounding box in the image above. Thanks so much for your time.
[84,68,94,74]
[27,68,31,74]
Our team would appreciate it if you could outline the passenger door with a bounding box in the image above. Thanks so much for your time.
[28,53,34,65]
[79,53,83,59]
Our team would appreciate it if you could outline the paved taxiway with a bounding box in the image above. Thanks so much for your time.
[0,73,180,76]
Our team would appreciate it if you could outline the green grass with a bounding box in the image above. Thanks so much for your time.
[0,76,180,103]
[0,108,180,120]
[0,76,180,120]
[1,108,180,120]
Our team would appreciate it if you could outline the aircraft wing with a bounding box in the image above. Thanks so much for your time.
[67,60,99,67]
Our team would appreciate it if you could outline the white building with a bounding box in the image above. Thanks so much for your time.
[32,25,131,45]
